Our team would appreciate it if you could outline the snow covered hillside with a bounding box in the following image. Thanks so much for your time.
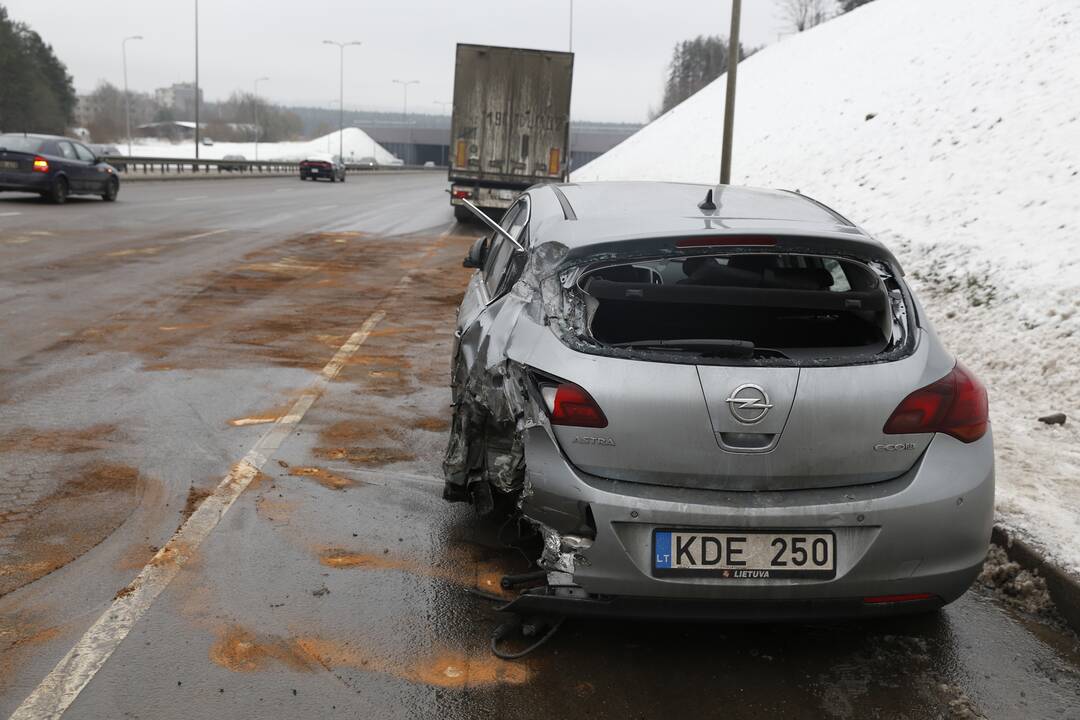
[127,127,399,165]
[574,0,1080,573]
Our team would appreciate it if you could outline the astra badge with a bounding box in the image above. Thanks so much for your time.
[573,436,616,446]
[725,383,774,425]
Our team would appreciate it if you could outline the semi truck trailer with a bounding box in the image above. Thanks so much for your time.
[448,43,574,221]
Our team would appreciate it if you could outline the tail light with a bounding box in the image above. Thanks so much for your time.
[883,362,988,443]
[33,156,49,172]
[452,189,471,199]
[547,147,561,176]
[540,382,607,428]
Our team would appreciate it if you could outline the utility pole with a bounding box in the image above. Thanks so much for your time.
[121,35,143,158]
[719,0,742,185]
[253,76,269,161]
[392,79,419,165]
[569,0,574,52]
[323,40,362,162]
[194,0,200,159]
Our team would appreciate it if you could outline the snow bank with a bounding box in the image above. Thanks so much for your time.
[126,127,399,165]
[574,0,1080,573]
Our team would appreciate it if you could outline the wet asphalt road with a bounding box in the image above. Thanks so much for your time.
[0,175,1078,719]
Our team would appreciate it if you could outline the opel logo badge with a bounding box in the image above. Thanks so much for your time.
[725,383,773,424]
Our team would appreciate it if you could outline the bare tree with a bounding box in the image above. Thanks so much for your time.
[780,0,837,33]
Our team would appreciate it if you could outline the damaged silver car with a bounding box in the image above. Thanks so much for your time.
[444,181,993,620]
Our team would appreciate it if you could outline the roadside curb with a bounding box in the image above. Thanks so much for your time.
[120,169,434,183]
[992,524,1080,634]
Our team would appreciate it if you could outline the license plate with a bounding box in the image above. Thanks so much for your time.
[653,529,836,579]
[0,160,17,169]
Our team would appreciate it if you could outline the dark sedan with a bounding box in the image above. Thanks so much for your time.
[0,133,120,204]
[299,153,346,182]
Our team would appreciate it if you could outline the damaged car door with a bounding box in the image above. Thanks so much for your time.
[445,199,531,510]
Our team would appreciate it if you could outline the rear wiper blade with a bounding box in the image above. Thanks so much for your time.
[612,338,756,357]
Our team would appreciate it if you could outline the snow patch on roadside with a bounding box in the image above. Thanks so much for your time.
[978,545,1054,616]
[573,0,1080,573]
[125,127,399,165]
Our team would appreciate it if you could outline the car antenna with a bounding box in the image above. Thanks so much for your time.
[453,194,524,251]
[698,188,717,211]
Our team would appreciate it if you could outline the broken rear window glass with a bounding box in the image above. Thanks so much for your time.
[572,253,906,363]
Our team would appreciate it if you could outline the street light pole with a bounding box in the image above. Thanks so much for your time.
[323,40,361,162]
[253,76,269,161]
[194,0,200,160]
[719,0,742,185]
[392,79,419,164]
[121,35,143,158]
[569,0,574,52]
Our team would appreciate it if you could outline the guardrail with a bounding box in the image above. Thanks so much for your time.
[101,156,442,175]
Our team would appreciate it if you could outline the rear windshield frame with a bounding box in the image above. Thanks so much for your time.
[549,249,919,368]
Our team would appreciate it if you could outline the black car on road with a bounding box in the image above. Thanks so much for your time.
[0,133,120,204]
[299,153,346,182]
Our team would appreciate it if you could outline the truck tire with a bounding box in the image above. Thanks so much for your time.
[454,204,472,223]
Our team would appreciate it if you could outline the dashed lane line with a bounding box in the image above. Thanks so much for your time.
[8,226,452,720]
[175,229,230,242]
[0,212,21,217]
[173,195,208,202]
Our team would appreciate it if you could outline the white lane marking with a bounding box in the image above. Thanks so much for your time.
[0,211,21,217]
[8,228,451,720]
[173,195,208,202]
[176,229,229,242]
[312,204,338,211]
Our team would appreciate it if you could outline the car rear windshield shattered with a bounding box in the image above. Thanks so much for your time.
[553,252,911,365]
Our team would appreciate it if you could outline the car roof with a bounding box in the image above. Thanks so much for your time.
[526,181,898,268]
[0,133,70,141]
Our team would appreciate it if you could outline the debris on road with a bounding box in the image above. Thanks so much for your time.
[1037,412,1067,426]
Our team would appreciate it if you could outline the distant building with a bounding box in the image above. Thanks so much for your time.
[358,117,640,168]
[154,83,203,119]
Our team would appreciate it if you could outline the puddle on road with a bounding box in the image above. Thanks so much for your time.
[317,547,516,600]
[288,466,358,491]
[413,416,449,432]
[210,626,316,673]
[313,446,416,466]
[207,624,528,688]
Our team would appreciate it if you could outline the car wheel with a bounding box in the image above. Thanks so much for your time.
[329,175,336,183]
[101,177,119,202]
[47,176,68,205]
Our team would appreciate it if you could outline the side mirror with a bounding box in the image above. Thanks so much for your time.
[463,237,487,269]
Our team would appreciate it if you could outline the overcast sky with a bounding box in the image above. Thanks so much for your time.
[5,1,791,123]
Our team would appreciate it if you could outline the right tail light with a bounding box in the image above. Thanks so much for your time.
[883,362,988,443]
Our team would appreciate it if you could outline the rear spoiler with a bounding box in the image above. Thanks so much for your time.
[556,233,904,276]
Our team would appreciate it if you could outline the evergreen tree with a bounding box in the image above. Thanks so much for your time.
[0,5,76,134]
[659,35,754,116]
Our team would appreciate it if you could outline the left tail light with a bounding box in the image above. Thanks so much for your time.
[883,362,988,443]
[540,382,608,428]
[32,156,49,172]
